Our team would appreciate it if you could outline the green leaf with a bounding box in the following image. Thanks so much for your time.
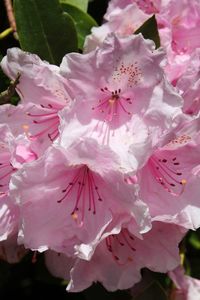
[135,15,160,49]
[60,0,88,12]
[189,232,200,250]
[61,2,97,49]
[14,0,78,65]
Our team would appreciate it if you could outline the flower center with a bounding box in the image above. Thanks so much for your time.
[26,103,61,141]
[106,229,136,265]
[57,166,103,225]
[149,152,187,196]
[92,87,132,122]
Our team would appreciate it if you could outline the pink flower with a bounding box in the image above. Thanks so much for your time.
[10,133,37,169]
[10,139,151,256]
[164,0,200,55]
[104,0,133,20]
[169,266,200,300]
[134,0,161,14]
[0,103,61,155]
[0,125,20,241]
[0,48,73,149]
[104,1,200,84]
[176,50,200,116]
[157,0,200,83]
[0,193,19,242]
[105,0,161,20]
[84,4,150,53]
[0,234,27,263]
[0,124,37,260]
[1,48,71,107]
[60,33,182,173]
[137,117,200,229]
[67,221,185,292]
[45,250,75,281]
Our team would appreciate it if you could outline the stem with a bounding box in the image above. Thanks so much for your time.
[4,0,18,39]
[0,27,12,39]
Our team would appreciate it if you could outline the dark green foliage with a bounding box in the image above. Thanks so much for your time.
[135,15,160,49]
[14,0,78,65]
[61,3,97,49]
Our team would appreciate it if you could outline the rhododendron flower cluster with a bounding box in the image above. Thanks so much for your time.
[1,0,200,297]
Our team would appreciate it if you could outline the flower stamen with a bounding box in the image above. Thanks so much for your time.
[26,104,60,141]
[57,166,103,224]
[92,87,132,122]
[105,229,136,265]
[149,153,187,196]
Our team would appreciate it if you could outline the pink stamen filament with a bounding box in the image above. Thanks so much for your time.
[92,88,132,122]
[0,192,6,196]
[72,167,87,214]
[89,171,102,201]
[27,112,58,118]
[40,103,61,111]
[150,157,182,185]
[27,104,60,141]
[105,230,136,265]
[29,119,59,141]
[118,97,132,114]
[48,127,59,141]
[121,230,136,251]
[88,170,96,214]
[32,115,58,124]
[58,166,102,221]
[57,168,83,203]
[106,236,120,262]
[155,154,181,174]
[0,168,15,181]
[0,163,12,169]
[149,156,185,196]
